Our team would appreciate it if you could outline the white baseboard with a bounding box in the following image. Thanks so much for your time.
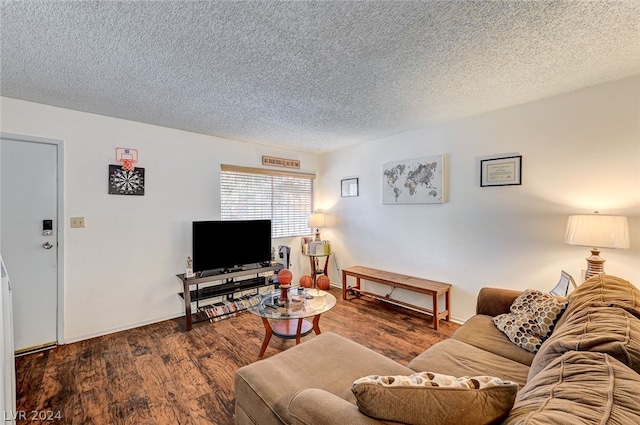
[62,283,465,345]
[61,312,184,345]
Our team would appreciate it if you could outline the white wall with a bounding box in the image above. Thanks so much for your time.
[0,97,319,342]
[1,76,638,340]
[318,76,640,322]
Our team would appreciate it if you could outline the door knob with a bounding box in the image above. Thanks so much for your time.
[43,242,53,249]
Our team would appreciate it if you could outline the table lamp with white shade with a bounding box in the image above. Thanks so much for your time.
[564,212,630,279]
[308,212,326,241]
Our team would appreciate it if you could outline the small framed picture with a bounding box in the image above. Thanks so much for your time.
[550,270,578,297]
[480,155,522,187]
[341,178,359,197]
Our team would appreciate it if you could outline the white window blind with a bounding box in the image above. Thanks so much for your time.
[220,165,315,238]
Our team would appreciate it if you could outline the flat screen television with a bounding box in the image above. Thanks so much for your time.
[192,219,272,275]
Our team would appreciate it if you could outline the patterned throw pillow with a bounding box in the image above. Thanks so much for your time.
[352,372,518,425]
[353,371,513,389]
[493,289,567,353]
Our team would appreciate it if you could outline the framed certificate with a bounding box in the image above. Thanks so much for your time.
[480,155,522,187]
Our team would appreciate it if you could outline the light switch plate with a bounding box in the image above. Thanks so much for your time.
[70,217,85,228]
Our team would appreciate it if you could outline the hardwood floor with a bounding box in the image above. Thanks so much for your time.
[15,287,459,425]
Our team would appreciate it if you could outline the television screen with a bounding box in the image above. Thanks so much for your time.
[192,220,272,275]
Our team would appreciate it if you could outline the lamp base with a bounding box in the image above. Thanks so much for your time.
[314,229,321,241]
[584,248,606,280]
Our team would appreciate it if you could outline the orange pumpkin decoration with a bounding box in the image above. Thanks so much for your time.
[299,275,313,288]
[277,269,293,286]
[316,275,331,290]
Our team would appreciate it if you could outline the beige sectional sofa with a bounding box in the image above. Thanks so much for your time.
[235,275,640,424]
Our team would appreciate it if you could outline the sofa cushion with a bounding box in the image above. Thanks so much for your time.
[493,290,567,353]
[408,339,530,388]
[351,372,518,425]
[235,332,413,425]
[504,351,640,425]
[286,389,381,425]
[452,315,535,366]
[557,275,640,329]
[529,306,640,380]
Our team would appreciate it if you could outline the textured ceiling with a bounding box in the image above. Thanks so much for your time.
[1,1,639,153]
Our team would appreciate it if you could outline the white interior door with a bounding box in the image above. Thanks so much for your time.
[1,139,58,353]
[1,256,16,424]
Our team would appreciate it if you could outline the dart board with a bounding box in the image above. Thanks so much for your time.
[109,164,145,195]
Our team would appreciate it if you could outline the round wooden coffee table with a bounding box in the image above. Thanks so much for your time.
[248,287,336,358]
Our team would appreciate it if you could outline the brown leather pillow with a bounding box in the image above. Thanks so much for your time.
[505,351,640,425]
[529,306,640,380]
[562,274,640,322]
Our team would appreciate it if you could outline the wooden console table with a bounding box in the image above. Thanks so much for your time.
[342,266,451,330]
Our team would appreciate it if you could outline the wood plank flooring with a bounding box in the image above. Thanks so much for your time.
[14,287,459,425]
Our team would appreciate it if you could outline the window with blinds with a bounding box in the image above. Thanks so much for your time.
[220,165,315,238]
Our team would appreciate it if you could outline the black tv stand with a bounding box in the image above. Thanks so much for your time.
[197,263,267,277]
[225,266,245,273]
[198,269,223,278]
[177,264,282,331]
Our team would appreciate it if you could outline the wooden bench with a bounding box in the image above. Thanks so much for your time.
[342,266,451,330]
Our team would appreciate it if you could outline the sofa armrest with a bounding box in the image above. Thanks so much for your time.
[287,389,381,425]
[476,287,522,317]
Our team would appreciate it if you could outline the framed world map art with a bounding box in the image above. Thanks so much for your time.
[108,164,145,195]
[382,155,444,204]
